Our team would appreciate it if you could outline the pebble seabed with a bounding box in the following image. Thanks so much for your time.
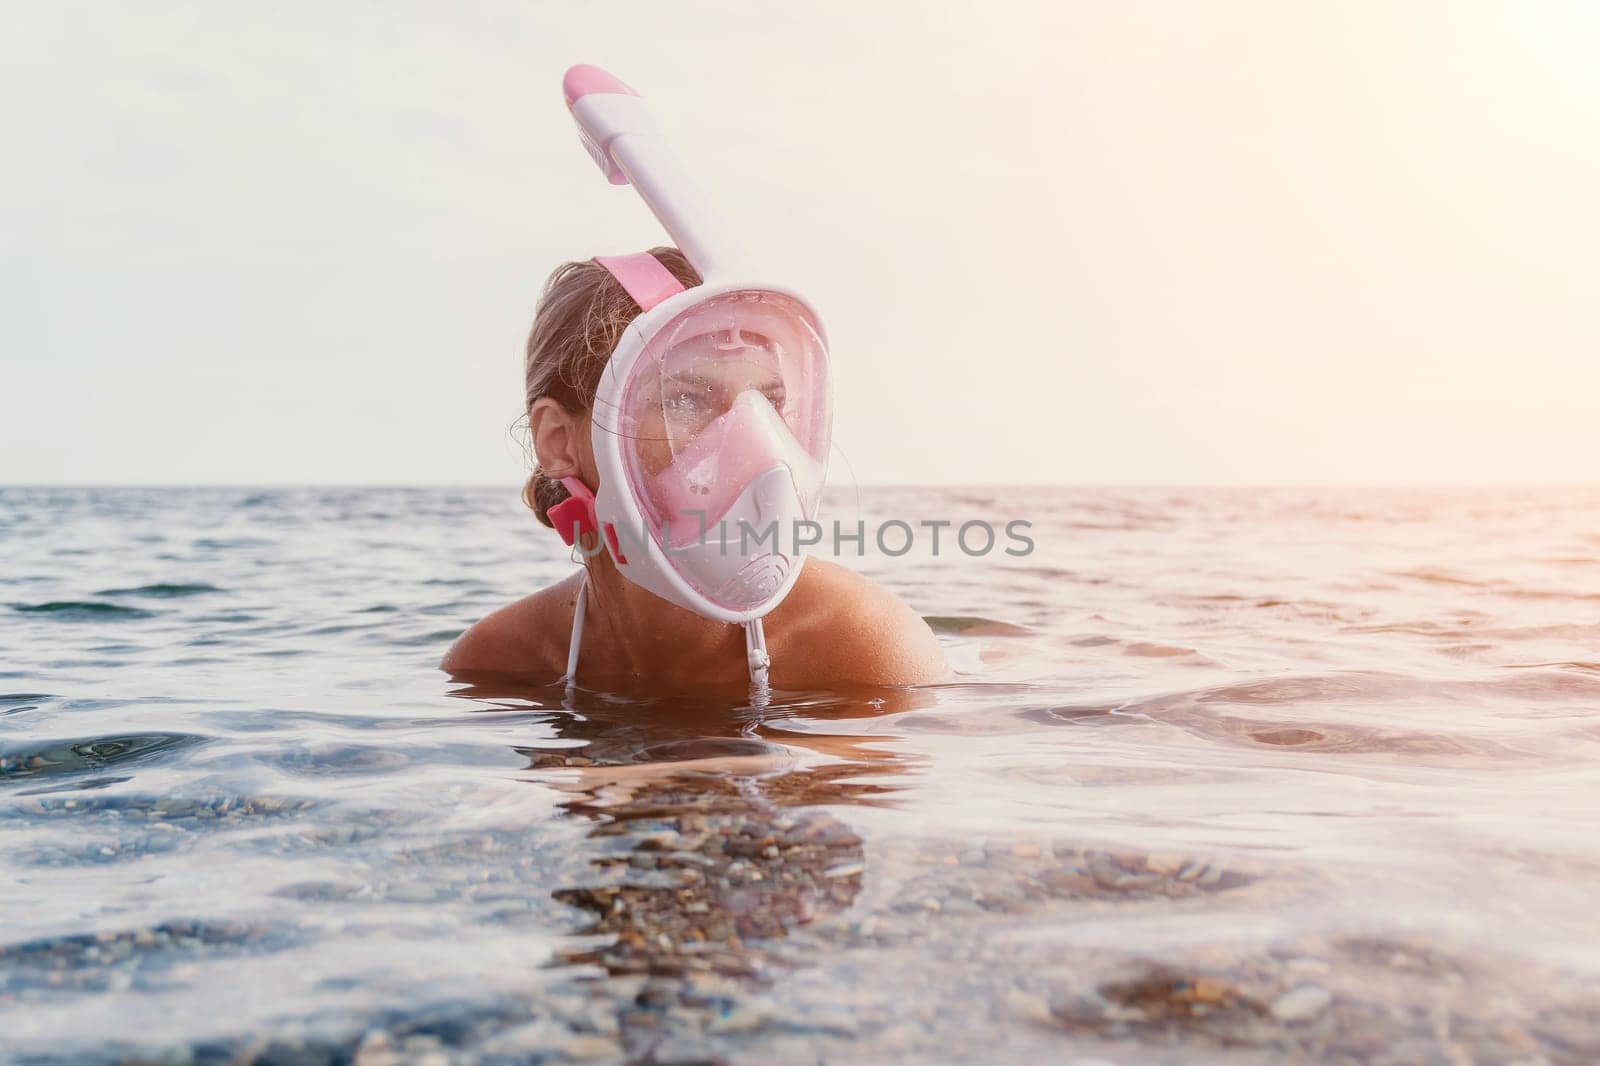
[5,770,1597,1064]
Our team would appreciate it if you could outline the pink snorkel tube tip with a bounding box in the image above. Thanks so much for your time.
[562,64,638,107]
[563,64,640,186]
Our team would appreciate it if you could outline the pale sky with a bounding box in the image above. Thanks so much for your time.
[4,1,1598,486]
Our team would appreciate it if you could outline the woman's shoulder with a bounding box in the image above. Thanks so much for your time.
[439,571,583,678]
[440,561,948,687]
[769,559,951,687]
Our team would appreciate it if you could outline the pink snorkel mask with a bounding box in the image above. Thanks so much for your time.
[557,64,832,626]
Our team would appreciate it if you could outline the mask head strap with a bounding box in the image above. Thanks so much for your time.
[594,252,686,312]
[550,256,668,559]
[548,475,599,548]
[549,475,628,564]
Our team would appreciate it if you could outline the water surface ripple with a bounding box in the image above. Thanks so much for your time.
[2,486,1599,1063]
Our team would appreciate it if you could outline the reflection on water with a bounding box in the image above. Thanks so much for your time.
[3,486,1600,1062]
[444,680,903,1059]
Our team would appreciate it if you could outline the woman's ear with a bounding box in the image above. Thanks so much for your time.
[529,398,584,480]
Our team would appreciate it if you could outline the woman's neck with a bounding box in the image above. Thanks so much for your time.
[576,557,748,684]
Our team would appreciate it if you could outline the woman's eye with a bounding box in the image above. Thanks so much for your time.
[667,388,708,409]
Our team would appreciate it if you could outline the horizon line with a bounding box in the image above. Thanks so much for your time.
[5,481,1600,491]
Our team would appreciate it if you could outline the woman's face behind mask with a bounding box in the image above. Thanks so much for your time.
[610,291,831,550]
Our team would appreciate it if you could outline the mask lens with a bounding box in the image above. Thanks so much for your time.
[614,289,831,610]
[658,334,782,445]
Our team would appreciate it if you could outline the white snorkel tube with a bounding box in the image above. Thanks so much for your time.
[564,65,754,283]
[557,65,833,693]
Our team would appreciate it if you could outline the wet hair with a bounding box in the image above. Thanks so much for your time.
[521,246,701,527]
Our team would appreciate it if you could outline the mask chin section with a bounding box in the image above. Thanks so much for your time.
[669,465,809,614]
[715,552,794,609]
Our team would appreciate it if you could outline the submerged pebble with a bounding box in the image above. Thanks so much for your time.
[1269,984,1333,1023]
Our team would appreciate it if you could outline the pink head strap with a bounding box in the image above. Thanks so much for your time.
[548,475,627,564]
[593,252,685,312]
[548,476,598,548]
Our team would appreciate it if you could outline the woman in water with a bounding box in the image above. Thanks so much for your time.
[442,248,949,689]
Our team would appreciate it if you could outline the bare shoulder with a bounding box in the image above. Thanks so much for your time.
[439,571,584,678]
[771,559,951,687]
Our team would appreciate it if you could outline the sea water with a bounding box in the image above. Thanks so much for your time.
[3,486,1599,1063]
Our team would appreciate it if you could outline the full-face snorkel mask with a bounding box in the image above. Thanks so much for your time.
[550,65,832,682]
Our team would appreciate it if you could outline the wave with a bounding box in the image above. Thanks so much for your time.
[924,615,1033,637]
[96,583,223,598]
[0,732,207,783]
[9,601,155,621]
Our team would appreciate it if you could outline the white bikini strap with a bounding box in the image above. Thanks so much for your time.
[564,573,588,684]
[567,571,770,696]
